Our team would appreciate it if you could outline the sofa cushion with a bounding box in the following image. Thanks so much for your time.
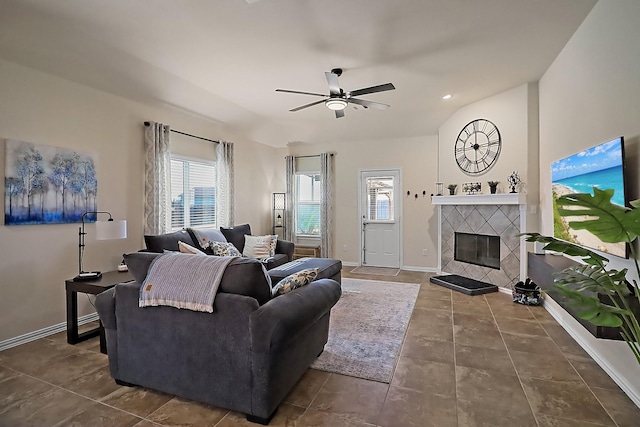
[243,234,276,258]
[123,252,162,283]
[219,258,272,305]
[144,230,195,253]
[187,227,227,251]
[220,224,252,253]
[272,268,319,297]
[124,252,272,305]
[205,241,241,257]
[268,258,342,284]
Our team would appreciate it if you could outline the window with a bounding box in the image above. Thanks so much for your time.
[296,173,321,236]
[366,176,394,221]
[170,158,216,229]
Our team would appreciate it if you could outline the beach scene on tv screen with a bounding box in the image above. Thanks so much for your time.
[551,137,626,258]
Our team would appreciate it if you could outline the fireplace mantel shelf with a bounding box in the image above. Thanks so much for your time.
[431,193,526,206]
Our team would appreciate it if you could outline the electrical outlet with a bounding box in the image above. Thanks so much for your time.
[422,249,428,256]
[343,245,348,252]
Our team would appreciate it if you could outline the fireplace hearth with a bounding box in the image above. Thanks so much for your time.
[430,274,498,295]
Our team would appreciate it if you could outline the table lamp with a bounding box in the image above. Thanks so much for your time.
[75,211,127,281]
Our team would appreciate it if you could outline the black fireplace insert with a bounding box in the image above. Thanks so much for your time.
[454,232,500,269]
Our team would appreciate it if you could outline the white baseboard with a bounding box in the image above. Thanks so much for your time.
[402,265,439,273]
[542,296,640,408]
[341,261,358,267]
[0,312,99,352]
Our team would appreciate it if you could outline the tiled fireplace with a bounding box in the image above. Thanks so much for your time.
[432,193,527,290]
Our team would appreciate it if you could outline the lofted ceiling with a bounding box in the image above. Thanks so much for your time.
[0,0,597,147]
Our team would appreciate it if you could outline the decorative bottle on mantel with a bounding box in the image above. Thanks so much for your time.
[447,184,457,195]
[488,181,499,194]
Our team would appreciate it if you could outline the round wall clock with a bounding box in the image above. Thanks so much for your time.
[454,119,502,175]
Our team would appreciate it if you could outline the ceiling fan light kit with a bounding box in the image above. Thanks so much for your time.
[325,98,347,110]
[276,68,395,118]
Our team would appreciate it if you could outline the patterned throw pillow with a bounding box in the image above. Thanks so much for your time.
[269,235,278,256]
[271,268,319,297]
[243,234,275,258]
[178,241,203,255]
[203,240,241,257]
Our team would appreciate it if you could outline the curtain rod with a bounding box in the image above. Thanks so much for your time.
[289,153,335,159]
[144,121,219,144]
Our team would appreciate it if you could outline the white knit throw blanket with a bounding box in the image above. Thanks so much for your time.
[139,252,236,313]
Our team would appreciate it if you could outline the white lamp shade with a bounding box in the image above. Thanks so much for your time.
[95,220,127,240]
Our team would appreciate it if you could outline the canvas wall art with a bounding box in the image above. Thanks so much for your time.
[4,139,98,225]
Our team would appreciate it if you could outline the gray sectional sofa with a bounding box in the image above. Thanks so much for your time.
[96,252,341,424]
[144,224,294,270]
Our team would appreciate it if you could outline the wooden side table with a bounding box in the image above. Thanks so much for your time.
[65,270,133,354]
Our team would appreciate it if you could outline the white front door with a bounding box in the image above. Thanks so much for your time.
[359,169,401,268]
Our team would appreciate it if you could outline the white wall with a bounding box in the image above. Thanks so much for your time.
[539,0,640,405]
[0,59,280,342]
[288,135,440,270]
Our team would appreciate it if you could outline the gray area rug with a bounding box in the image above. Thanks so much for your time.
[311,278,420,383]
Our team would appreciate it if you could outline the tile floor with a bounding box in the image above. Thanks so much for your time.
[1,267,639,426]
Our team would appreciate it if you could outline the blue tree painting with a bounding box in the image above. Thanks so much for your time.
[4,140,98,225]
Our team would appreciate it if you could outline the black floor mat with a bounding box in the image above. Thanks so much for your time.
[430,274,498,295]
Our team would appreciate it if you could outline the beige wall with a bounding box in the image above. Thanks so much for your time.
[539,0,640,404]
[437,83,541,241]
[0,59,280,342]
[438,83,539,204]
[288,135,439,270]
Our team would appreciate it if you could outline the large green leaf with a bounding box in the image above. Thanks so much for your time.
[522,233,608,266]
[556,188,640,243]
[554,285,628,327]
[554,264,630,295]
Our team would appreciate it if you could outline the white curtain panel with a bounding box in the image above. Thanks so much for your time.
[143,122,171,235]
[284,155,295,242]
[320,152,334,258]
[216,141,234,228]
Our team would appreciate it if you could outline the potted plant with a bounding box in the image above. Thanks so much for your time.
[523,188,640,365]
[488,181,499,194]
[447,184,457,195]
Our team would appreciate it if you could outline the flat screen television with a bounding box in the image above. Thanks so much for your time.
[551,136,628,258]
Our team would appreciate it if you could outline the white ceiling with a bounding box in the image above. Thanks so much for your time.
[0,0,597,147]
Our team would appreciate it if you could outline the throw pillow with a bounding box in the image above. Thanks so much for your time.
[271,268,319,297]
[269,234,278,256]
[187,227,227,250]
[243,234,274,258]
[178,241,204,255]
[203,240,241,257]
[220,224,252,253]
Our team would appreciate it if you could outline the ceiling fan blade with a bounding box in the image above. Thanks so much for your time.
[348,98,390,110]
[335,109,345,119]
[276,89,327,97]
[289,98,327,112]
[325,72,341,96]
[348,83,395,97]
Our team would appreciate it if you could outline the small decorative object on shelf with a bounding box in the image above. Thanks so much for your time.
[447,184,457,195]
[507,171,522,193]
[462,182,481,195]
[487,180,499,194]
[436,182,444,196]
[512,278,542,306]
